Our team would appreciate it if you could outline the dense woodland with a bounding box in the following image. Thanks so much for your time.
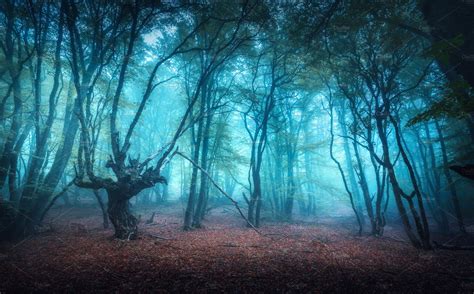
[1,0,474,292]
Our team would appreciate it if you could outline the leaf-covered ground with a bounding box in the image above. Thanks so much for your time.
[1,205,474,293]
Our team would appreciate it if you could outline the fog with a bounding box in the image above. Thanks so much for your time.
[1,1,474,291]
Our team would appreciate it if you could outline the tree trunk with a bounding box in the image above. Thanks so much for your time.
[247,194,255,225]
[255,172,263,228]
[419,123,449,233]
[391,117,431,248]
[274,150,283,216]
[328,102,363,235]
[284,151,295,221]
[303,124,316,215]
[435,121,466,233]
[0,77,22,192]
[352,140,378,235]
[338,107,365,227]
[375,115,430,249]
[184,88,205,230]
[248,168,262,227]
[193,91,212,228]
[106,189,137,240]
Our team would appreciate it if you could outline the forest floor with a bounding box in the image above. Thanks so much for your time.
[1,204,474,293]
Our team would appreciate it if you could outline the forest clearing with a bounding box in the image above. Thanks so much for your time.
[1,205,474,293]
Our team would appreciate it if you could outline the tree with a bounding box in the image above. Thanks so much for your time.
[326,12,433,248]
[73,0,262,239]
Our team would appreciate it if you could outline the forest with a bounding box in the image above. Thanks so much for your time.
[1,0,474,292]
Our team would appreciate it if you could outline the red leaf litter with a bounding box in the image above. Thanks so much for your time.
[1,205,474,293]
